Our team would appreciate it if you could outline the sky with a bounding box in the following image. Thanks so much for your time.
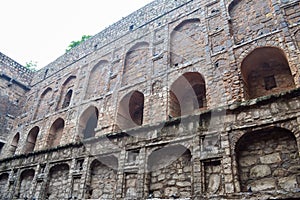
[0,0,153,69]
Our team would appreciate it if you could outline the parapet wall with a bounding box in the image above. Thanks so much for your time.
[0,52,33,87]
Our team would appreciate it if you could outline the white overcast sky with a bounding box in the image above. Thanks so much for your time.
[0,0,153,69]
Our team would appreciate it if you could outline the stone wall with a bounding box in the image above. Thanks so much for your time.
[0,0,299,199]
[0,52,32,150]
[0,89,299,199]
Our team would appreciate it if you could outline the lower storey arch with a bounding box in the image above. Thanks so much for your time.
[45,164,70,199]
[236,127,300,193]
[147,145,192,198]
[86,156,118,199]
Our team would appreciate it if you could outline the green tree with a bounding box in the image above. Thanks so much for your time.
[25,60,37,71]
[66,35,92,52]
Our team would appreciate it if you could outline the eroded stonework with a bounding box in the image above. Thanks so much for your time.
[0,0,300,199]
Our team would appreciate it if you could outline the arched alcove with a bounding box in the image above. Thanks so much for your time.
[9,133,20,156]
[47,118,65,148]
[241,47,295,99]
[122,42,149,86]
[57,76,76,109]
[0,173,9,199]
[24,126,39,153]
[147,145,192,198]
[236,127,300,192]
[79,106,99,139]
[170,19,204,66]
[85,61,108,99]
[117,91,144,130]
[45,164,70,199]
[87,157,118,199]
[34,88,52,119]
[18,169,35,199]
[169,72,206,117]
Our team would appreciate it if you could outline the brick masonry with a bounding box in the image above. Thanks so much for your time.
[0,0,300,199]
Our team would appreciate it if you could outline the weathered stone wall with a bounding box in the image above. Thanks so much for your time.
[0,0,299,199]
[0,52,32,151]
[0,89,299,199]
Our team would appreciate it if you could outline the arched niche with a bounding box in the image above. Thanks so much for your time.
[117,91,144,130]
[47,118,65,148]
[24,126,39,153]
[85,60,109,99]
[87,156,118,199]
[45,164,70,199]
[236,127,300,192]
[147,145,192,198]
[79,106,99,139]
[122,42,149,86]
[169,72,206,117]
[34,88,53,119]
[0,173,9,199]
[9,133,20,156]
[170,18,204,66]
[57,76,76,109]
[18,169,35,199]
[241,47,295,99]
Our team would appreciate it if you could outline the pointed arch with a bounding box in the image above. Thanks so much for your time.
[169,72,206,117]
[85,60,109,99]
[122,42,150,86]
[24,126,39,153]
[170,18,204,66]
[57,76,76,109]
[241,47,295,99]
[79,106,99,139]
[147,145,192,198]
[46,164,70,199]
[117,91,144,130]
[87,156,118,199]
[9,132,20,156]
[236,127,300,192]
[34,87,53,119]
[47,118,65,148]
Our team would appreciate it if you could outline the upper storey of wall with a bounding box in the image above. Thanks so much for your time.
[31,0,193,84]
[0,52,33,87]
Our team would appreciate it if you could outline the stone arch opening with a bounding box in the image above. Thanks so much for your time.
[0,173,9,199]
[85,60,109,99]
[236,127,300,192]
[34,87,52,119]
[62,89,73,109]
[87,156,118,199]
[18,169,35,199]
[24,126,39,153]
[170,18,204,66]
[122,42,149,86]
[169,72,206,118]
[117,91,144,130]
[47,118,65,148]
[58,76,76,110]
[241,47,295,99]
[9,132,19,156]
[45,164,70,199]
[79,106,99,139]
[147,145,192,198]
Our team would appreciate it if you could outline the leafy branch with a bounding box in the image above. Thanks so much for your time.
[66,35,92,52]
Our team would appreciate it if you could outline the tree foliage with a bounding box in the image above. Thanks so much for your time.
[25,60,37,71]
[66,35,92,52]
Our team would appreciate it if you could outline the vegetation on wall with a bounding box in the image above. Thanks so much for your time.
[66,35,92,52]
[25,60,37,71]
